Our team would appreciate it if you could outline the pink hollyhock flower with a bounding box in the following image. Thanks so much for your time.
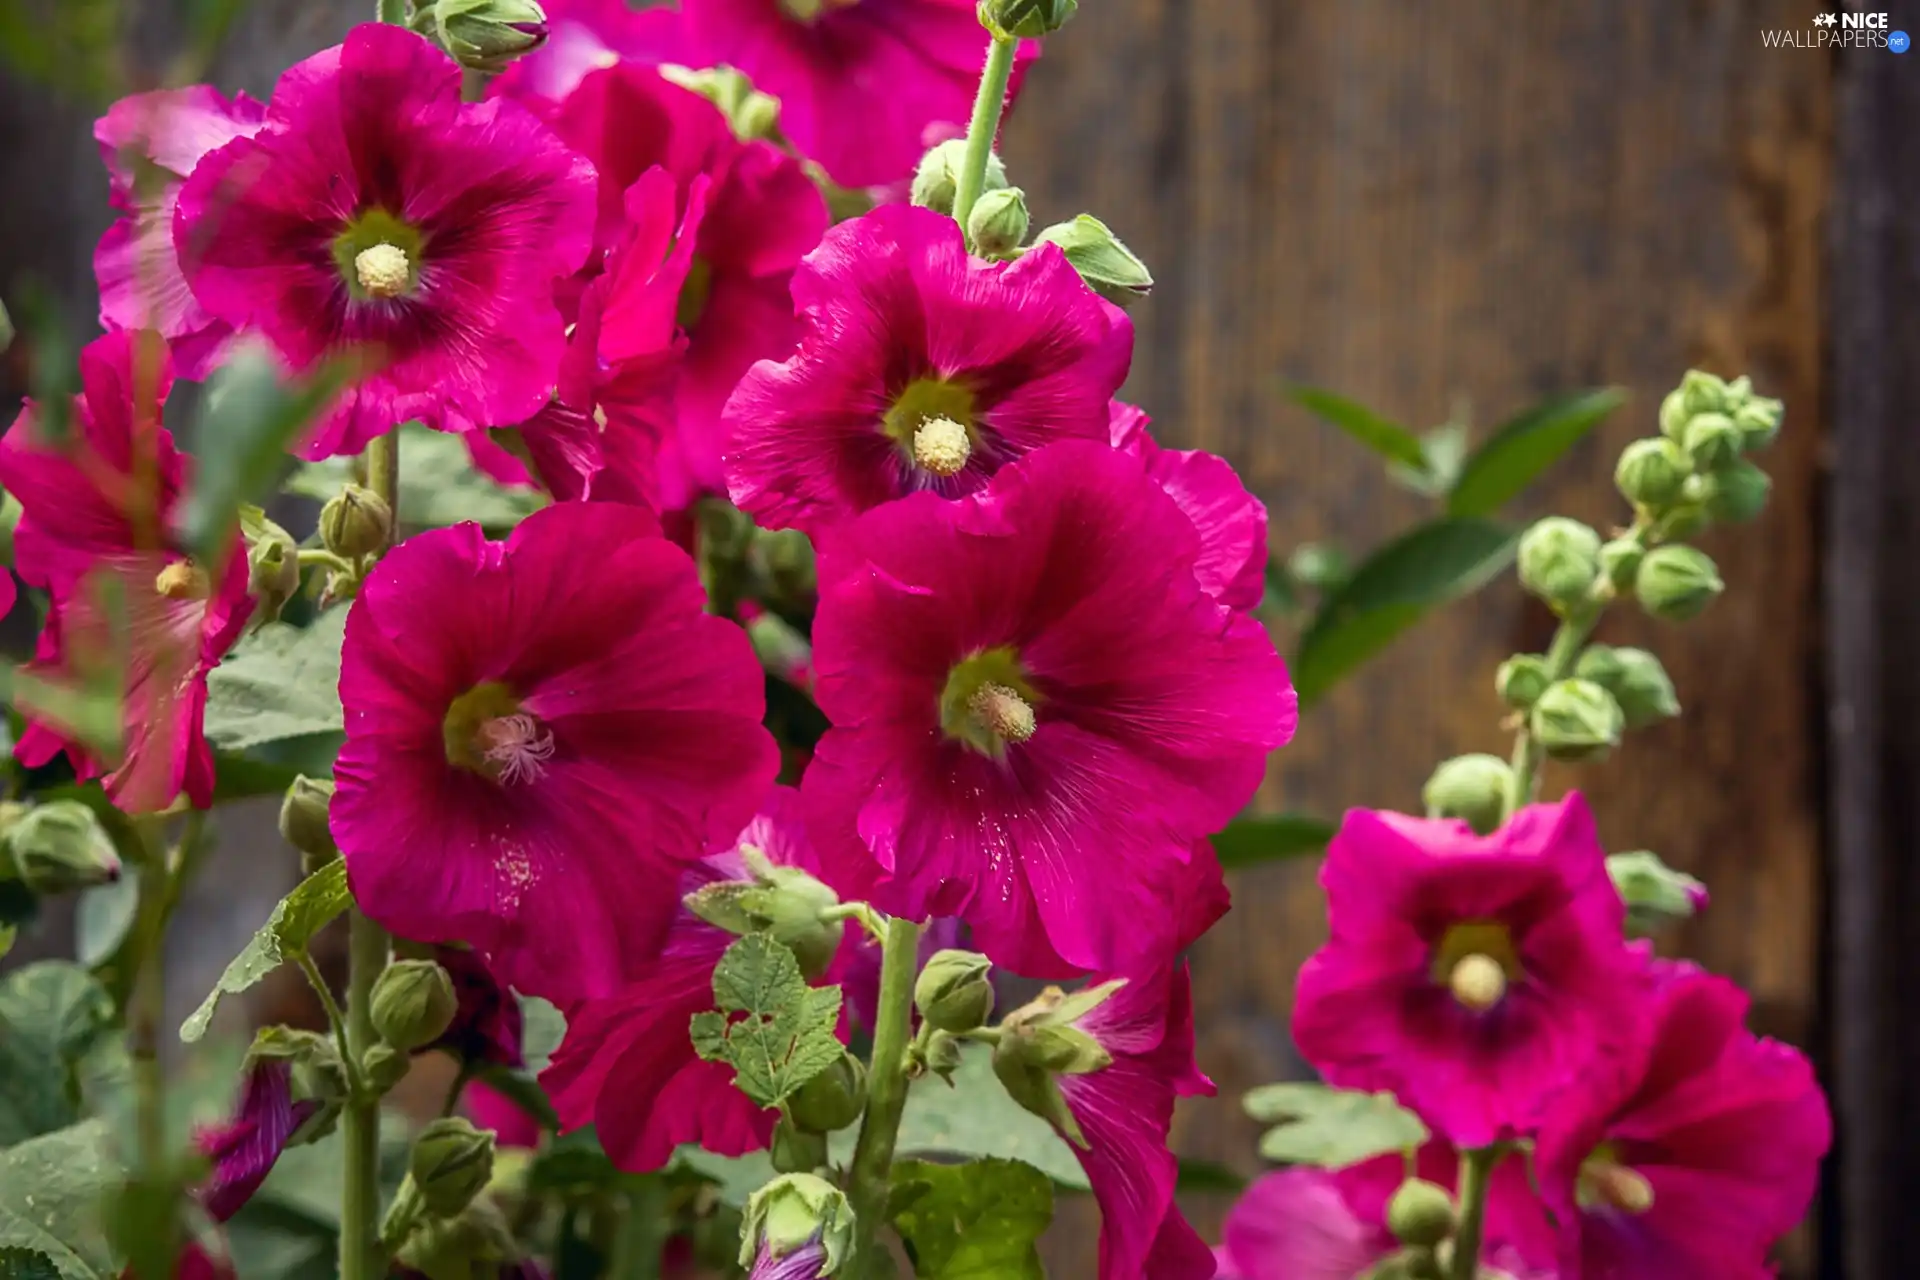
[668,0,1038,190]
[1292,794,1643,1149]
[425,945,524,1068]
[725,204,1133,537]
[803,442,1294,977]
[0,331,252,813]
[196,1060,318,1222]
[1534,957,1830,1279]
[175,23,596,458]
[493,0,687,103]
[464,1080,544,1151]
[1111,402,1268,612]
[93,87,265,378]
[543,787,842,1171]
[330,499,777,1003]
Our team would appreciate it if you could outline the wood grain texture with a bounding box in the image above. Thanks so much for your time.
[1003,1,1830,1272]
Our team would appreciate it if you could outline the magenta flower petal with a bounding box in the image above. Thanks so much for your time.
[425,945,525,1068]
[332,501,777,1003]
[463,1079,545,1151]
[725,205,1132,537]
[1218,1169,1392,1280]
[1112,403,1268,611]
[492,0,688,105]
[1292,795,1646,1149]
[174,24,596,457]
[195,1060,317,1222]
[804,441,1294,977]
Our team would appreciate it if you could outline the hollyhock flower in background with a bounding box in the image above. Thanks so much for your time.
[1292,794,1643,1149]
[543,787,842,1171]
[1534,956,1830,1279]
[492,0,686,103]
[93,87,265,378]
[804,442,1294,977]
[464,1079,544,1151]
[330,499,778,1003]
[424,945,525,1068]
[1111,402,1269,612]
[196,1059,318,1222]
[726,204,1133,538]
[0,330,252,813]
[174,23,596,458]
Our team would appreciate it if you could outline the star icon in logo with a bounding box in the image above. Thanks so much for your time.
[1813,11,1839,25]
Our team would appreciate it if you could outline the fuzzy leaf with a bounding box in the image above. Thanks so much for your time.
[1210,814,1337,868]
[687,934,843,1109]
[203,607,348,754]
[1293,518,1519,705]
[0,1120,121,1279]
[1289,387,1428,471]
[284,422,540,532]
[1245,1083,1430,1170]
[889,1158,1051,1280]
[1446,388,1626,517]
[517,995,566,1074]
[181,862,351,1042]
[73,877,139,969]
[0,963,127,1146]
[0,1248,63,1280]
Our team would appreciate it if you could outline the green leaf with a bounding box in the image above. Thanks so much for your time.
[211,734,346,802]
[284,423,541,533]
[178,344,357,564]
[670,1146,778,1209]
[203,607,348,755]
[1210,814,1337,868]
[517,995,566,1074]
[181,861,351,1042]
[1445,388,1626,517]
[688,934,843,1110]
[889,1158,1051,1280]
[1290,387,1428,471]
[0,1120,121,1279]
[0,1248,63,1280]
[0,963,127,1146]
[1244,1083,1430,1170]
[1293,518,1519,705]
[526,1128,622,1195]
[875,1044,1089,1191]
[1175,1158,1248,1194]
[73,878,139,969]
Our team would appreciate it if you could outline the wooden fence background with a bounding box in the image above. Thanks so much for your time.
[3,1,1908,1276]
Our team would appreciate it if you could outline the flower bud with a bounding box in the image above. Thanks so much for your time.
[911,139,1006,216]
[966,186,1029,257]
[1420,755,1512,836]
[1731,394,1783,453]
[1608,849,1708,937]
[1386,1178,1456,1249]
[659,64,781,142]
[923,1031,963,1081]
[1674,370,1731,425]
[1634,546,1723,623]
[1598,538,1644,591]
[1649,503,1710,543]
[1516,517,1602,612]
[6,801,120,894]
[372,960,460,1051]
[687,853,846,981]
[990,1045,1085,1147]
[1614,438,1691,509]
[1681,412,1741,473]
[247,532,300,625]
[914,949,996,1034]
[396,1198,518,1280]
[361,1042,411,1096]
[788,1051,866,1134]
[979,0,1078,38]
[278,776,337,863]
[1702,460,1771,525]
[739,1173,855,1276]
[319,484,392,561]
[1031,214,1152,309]
[1529,679,1623,763]
[1657,388,1689,440]
[770,1113,828,1173]
[427,0,549,73]
[1576,645,1678,729]
[410,1117,496,1218]
[1495,655,1550,710]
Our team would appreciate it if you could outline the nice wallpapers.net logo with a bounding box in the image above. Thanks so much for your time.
[1763,11,1910,50]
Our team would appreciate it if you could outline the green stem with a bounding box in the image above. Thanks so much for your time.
[297,548,356,575]
[607,1176,666,1280]
[1449,1147,1500,1280]
[1503,608,1600,814]
[845,915,923,1276]
[951,35,1018,242]
[340,910,391,1280]
[296,953,361,1095]
[377,0,407,24]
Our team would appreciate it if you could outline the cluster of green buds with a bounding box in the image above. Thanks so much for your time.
[990,980,1120,1145]
[318,482,394,602]
[0,799,120,896]
[660,64,782,143]
[684,848,846,980]
[382,1116,509,1277]
[411,0,550,74]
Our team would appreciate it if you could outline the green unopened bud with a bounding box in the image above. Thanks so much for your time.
[1421,755,1513,836]
[1516,517,1602,612]
[1598,539,1644,591]
[410,1117,496,1218]
[685,852,846,980]
[426,0,549,73]
[967,186,1029,257]
[1576,646,1678,729]
[979,0,1077,38]
[1657,388,1689,440]
[6,801,120,894]
[1634,546,1723,623]
[1495,655,1551,710]
[914,949,996,1034]
[396,1198,518,1280]
[1387,1178,1456,1249]
[1031,214,1152,309]
[922,1030,963,1081]
[1650,503,1710,542]
[740,1173,855,1274]
[1701,460,1771,525]
[278,776,336,863]
[320,484,392,560]
[1731,395,1783,452]
[361,1043,410,1096]
[911,139,1006,216]
[752,527,817,602]
[1675,370,1731,424]
[990,1041,1086,1147]
[658,64,780,141]
[246,532,300,624]
[372,959,459,1051]
[788,1051,866,1134]
[1530,679,1623,763]
[1614,438,1691,509]
[1608,849,1709,937]
[1681,413,1741,473]
[770,1114,828,1173]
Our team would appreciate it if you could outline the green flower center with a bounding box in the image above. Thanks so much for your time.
[332,208,426,302]
[444,682,555,785]
[940,647,1042,757]
[677,256,714,331]
[1429,921,1523,1011]
[884,378,979,476]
